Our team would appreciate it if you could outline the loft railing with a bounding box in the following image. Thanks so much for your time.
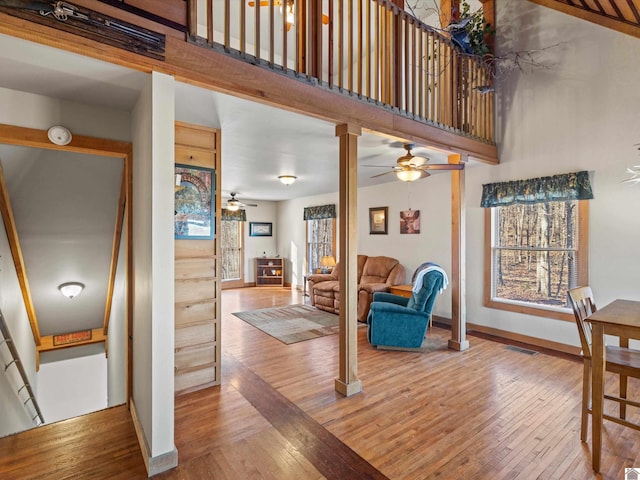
[187,0,494,143]
[0,309,45,426]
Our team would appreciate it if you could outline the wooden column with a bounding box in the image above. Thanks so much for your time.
[448,153,469,351]
[334,123,362,397]
[479,0,495,53]
[439,0,460,28]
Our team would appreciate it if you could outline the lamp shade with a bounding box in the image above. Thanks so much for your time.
[320,255,336,267]
[396,168,422,182]
[58,282,85,299]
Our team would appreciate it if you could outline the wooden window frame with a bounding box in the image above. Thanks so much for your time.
[305,218,337,274]
[483,200,589,322]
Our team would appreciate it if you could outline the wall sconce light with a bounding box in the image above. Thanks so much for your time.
[320,255,336,273]
[58,282,85,299]
[278,175,297,186]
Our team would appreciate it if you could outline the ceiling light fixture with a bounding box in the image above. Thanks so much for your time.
[396,168,422,182]
[47,125,72,146]
[226,201,240,211]
[278,175,297,186]
[58,282,85,299]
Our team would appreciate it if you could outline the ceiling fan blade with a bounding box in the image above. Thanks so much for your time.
[322,13,329,24]
[248,1,272,6]
[370,170,396,179]
[422,164,465,171]
[244,203,258,207]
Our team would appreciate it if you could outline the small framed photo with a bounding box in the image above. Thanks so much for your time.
[250,222,273,237]
[400,209,421,234]
[175,164,215,240]
[369,207,388,235]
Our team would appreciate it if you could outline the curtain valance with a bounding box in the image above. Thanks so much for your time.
[480,171,593,208]
[221,208,247,221]
[303,204,336,220]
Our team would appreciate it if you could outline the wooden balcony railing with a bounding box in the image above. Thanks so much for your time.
[187,0,494,143]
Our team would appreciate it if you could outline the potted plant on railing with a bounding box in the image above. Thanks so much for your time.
[446,0,495,58]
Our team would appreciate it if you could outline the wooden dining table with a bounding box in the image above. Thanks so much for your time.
[585,299,640,472]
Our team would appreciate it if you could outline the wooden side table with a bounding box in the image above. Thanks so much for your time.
[388,284,412,298]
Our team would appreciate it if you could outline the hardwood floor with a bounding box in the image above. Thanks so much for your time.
[1,287,639,479]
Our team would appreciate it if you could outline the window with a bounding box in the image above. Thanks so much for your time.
[220,220,243,282]
[484,200,589,320]
[307,218,336,273]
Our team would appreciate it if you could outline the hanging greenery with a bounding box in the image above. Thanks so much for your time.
[449,0,495,57]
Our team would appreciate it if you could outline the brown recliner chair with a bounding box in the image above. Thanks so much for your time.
[308,255,405,322]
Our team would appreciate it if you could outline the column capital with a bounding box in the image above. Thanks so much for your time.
[335,124,362,137]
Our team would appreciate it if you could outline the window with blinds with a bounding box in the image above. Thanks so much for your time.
[489,200,586,312]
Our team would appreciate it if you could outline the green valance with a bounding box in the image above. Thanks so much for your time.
[303,204,336,220]
[221,208,247,221]
[480,171,593,208]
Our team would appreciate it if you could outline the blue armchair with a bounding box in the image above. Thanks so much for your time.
[366,268,446,350]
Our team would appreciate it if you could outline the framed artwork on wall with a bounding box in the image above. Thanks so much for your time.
[174,164,215,240]
[400,210,420,234]
[250,222,273,237]
[369,206,388,234]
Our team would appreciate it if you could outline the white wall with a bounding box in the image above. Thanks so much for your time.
[131,72,176,468]
[37,353,107,424]
[244,200,278,282]
[464,0,640,347]
[107,214,127,407]
[0,87,132,437]
[0,219,37,437]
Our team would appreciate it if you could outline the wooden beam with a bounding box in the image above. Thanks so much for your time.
[0,10,499,164]
[335,123,362,397]
[528,0,640,39]
[448,153,469,351]
[0,163,41,346]
[38,327,107,353]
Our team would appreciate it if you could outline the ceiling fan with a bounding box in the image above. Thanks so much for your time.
[248,0,329,31]
[224,192,258,211]
[365,143,464,182]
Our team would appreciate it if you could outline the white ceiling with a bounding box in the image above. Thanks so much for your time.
[0,32,472,338]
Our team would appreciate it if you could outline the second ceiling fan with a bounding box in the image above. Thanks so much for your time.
[248,0,329,31]
[366,143,464,182]
[224,192,258,211]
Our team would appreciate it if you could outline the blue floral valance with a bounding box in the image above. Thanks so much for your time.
[303,204,336,220]
[221,208,247,221]
[480,171,593,208]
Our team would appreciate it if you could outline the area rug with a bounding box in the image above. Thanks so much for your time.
[232,304,339,344]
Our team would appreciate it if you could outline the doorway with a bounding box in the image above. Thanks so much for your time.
[221,219,245,289]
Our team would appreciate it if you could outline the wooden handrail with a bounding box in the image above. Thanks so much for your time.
[0,309,45,426]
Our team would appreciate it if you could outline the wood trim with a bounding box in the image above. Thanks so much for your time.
[0,10,499,165]
[37,327,107,353]
[482,200,589,323]
[103,166,127,335]
[0,162,41,346]
[528,0,640,38]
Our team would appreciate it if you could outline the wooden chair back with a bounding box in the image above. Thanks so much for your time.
[568,286,597,359]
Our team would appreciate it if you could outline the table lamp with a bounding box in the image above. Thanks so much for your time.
[320,255,336,274]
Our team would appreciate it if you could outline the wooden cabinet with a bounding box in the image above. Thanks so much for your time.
[174,121,221,395]
[255,258,284,287]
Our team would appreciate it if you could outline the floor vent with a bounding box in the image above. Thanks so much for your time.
[506,345,539,355]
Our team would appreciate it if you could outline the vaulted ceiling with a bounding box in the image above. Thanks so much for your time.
[529,0,640,38]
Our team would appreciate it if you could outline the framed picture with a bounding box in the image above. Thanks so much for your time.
[174,164,215,240]
[250,222,273,237]
[400,209,421,234]
[369,206,388,235]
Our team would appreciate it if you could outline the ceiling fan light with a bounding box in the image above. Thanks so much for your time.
[226,202,240,211]
[396,169,422,182]
[278,175,297,185]
[58,282,85,299]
